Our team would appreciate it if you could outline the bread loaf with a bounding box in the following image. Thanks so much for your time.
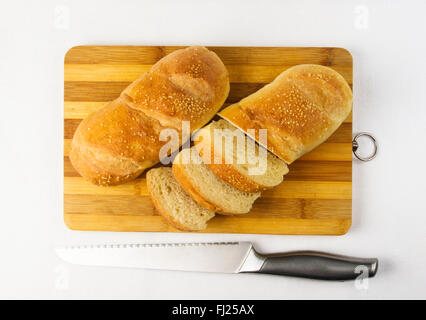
[172,148,261,214]
[219,64,352,164]
[70,46,229,186]
[146,167,215,231]
[193,119,289,192]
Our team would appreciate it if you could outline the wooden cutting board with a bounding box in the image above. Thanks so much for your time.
[64,46,353,235]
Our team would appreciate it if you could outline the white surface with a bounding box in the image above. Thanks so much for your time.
[0,0,425,299]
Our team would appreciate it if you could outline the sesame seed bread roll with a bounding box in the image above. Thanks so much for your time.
[70,46,230,186]
[219,64,352,164]
[121,46,230,131]
[193,119,289,193]
[70,99,168,186]
[172,148,261,215]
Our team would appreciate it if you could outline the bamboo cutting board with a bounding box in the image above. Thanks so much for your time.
[64,46,353,235]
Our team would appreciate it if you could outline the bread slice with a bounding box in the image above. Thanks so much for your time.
[146,167,214,231]
[172,148,261,214]
[193,119,289,192]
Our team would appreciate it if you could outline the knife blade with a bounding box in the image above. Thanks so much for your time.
[55,242,378,280]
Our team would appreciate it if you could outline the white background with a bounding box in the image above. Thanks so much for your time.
[0,0,425,299]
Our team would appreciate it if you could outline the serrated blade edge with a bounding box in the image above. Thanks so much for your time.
[55,241,253,274]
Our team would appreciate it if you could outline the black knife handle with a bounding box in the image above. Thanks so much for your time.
[257,251,378,280]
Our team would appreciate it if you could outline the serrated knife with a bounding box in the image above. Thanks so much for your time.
[56,242,378,281]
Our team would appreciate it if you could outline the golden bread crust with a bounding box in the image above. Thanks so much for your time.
[70,98,170,186]
[121,46,229,130]
[219,64,352,163]
[70,46,229,186]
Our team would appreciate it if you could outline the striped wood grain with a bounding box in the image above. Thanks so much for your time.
[63,46,353,235]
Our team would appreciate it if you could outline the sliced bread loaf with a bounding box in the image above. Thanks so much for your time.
[193,119,289,192]
[172,148,261,214]
[146,167,215,231]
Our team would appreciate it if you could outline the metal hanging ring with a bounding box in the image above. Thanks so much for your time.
[352,132,377,162]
